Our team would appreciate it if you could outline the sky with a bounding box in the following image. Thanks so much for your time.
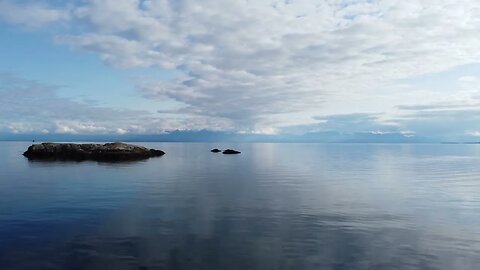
[1,0,480,142]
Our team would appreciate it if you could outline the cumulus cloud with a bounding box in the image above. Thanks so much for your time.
[0,0,70,28]
[0,74,248,134]
[2,0,480,138]
[400,72,480,111]
[0,73,154,134]
[58,0,480,132]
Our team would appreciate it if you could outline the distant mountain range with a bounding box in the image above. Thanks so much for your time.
[0,130,438,143]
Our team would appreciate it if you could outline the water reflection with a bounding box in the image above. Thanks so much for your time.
[26,158,151,170]
[0,142,480,269]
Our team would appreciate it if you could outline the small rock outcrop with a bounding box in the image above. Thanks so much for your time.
[211,149,222,153]
[222,149,241,154]
[23,142,165,161]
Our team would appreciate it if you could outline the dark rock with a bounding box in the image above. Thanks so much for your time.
[222,149,241,154]
[211,149,222,153]
[23,142,165,162]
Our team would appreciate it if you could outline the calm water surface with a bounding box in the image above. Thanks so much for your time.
[1,142,480,269]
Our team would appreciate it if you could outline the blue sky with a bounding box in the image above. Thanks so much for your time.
[1,0,480,142]
[0,26,176,111]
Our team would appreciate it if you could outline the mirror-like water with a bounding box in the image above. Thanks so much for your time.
[1,142,479,269]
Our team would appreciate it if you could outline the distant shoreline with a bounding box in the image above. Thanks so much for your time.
[1,140,479,144]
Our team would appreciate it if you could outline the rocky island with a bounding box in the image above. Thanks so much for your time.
[23,142,165,162]
[210,148,241,154]
[222,149,241,154]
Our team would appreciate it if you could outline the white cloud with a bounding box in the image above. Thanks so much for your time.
[0,0,70,29]
[0,74,149,134]
[0,73,243,134]
[467,131,480,137]
[60,0,480,131]
[458,76,478,83]
[3,0,480,137]
[7,122,48,134]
